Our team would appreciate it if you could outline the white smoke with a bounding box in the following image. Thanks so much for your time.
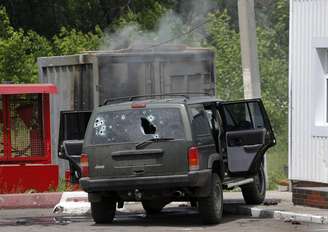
[99,0,218,50]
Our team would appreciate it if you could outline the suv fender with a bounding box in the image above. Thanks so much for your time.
[207,153,224,181]
[193,153,223,198]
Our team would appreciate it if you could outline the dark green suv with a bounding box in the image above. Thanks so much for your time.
[79,96,275,224]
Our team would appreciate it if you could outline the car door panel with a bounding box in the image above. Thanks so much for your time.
[218,99,275,175]
[226,128,266,173]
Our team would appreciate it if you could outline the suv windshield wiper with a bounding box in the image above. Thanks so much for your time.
[136,137,175,149]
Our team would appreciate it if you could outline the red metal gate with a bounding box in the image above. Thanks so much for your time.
[0,84,58,193]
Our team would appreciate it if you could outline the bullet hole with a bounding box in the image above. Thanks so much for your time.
[141,117,156,134]
[94,117,104,128]
[147,114,155,122]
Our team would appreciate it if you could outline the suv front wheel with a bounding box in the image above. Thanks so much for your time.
[91,198,116,224]
[198,173,223,224]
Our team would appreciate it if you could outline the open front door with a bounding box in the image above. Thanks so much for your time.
[218,99,275,174]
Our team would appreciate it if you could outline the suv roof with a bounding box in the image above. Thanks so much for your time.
[100,96,221,109]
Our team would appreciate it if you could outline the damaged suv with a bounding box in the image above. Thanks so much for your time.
[79,96,275,224]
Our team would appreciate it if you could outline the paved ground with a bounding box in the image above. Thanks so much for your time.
[1,191,328,231]
[50,191,328,224]
[0,205,327,232]
[225,191,328,217]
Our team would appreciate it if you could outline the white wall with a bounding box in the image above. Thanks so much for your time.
[289,0,328,183]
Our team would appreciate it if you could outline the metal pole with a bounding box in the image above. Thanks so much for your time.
[238,0,268,186]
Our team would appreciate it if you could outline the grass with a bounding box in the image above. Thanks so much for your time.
[48,177,80,192]
[55,178,68,192]
[266,137,288,190]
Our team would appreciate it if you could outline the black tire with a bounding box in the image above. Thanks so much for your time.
[142,200,166,214]
[241,164,266,204]
[198,173,223,225]
[91,198,116,224]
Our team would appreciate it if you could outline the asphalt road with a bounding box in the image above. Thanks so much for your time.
[0,206,327,232]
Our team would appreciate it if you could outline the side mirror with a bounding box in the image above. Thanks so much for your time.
[58,144,67,159]
[58,140,84,160]
[58,140,84,183]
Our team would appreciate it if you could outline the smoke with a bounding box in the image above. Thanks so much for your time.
[99,0,218,51]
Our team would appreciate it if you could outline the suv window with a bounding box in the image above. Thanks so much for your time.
[222,103,252,131]
[221,101,265,131]
[90,108,185,145]
[248,102,265,129]
[189,105,214,144]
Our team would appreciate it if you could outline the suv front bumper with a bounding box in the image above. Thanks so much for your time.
[79,169,211,192]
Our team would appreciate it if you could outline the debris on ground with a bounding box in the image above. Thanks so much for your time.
[263,199,280,206]
[16,219,28,225]
[284,217,302,225]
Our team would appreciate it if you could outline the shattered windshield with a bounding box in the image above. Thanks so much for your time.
[90,108,185,144]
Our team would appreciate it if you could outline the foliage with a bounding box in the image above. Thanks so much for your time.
[0,7,104,83]
[0,5,12,38]
[111,1,168,31]
[0,7,52,83]
[53,26,103,55]
[258,28,288,138]
[0,0,175,38]
[207,11,243,100]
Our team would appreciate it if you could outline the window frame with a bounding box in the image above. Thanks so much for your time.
[311,39,328,136]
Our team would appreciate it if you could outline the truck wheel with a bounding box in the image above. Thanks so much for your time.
[198,173,223,224]
[91,198,116,224]
[142,200,166,214]
[241,164,266,204]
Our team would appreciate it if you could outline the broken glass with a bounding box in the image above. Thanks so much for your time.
[90,108,185,145]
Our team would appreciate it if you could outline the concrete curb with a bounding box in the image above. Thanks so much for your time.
[0,192,62,209]
[53,191,89,215]
[224,203,328,224]
[273,211,328,224]
[53,192,147,215]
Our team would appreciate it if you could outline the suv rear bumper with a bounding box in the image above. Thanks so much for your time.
[79,169,211,192]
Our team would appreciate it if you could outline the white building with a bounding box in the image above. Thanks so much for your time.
[289,0,328,207]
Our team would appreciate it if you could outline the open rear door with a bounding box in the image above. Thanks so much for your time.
[218,99,275,174]
[58,110,92,183]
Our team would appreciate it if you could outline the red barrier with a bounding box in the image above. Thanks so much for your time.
[0,84,58,193]
[0,164,58,193]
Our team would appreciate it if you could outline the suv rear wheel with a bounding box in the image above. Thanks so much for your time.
[241,164,266,204]
[91,198,116,224]
[198,173,223,224]
[142,200,167,214]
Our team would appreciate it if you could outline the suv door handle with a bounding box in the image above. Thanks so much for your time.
[228,138,243,146]
[243,144,262,153]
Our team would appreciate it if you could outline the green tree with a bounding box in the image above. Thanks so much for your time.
[53,26,103,55]
[207,11,243,100]
[0,7,52,83]
[0,5,12,38]
[0,0,175,38]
